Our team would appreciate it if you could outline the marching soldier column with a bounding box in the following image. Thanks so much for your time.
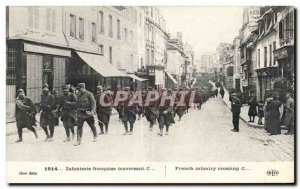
[14,79,218,144]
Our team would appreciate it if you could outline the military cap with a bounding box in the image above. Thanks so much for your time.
[124,86,130,91]
[97,86,103,90]
[42,86,49,91]
[62,84,70,91]
[43,83,49,88]
[77,83,85,89]
[231,93,237,96]
[17,88,24,93]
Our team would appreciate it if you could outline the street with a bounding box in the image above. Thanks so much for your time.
[6,97,294,162]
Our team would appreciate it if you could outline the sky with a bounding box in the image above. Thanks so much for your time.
[159,6,244,59]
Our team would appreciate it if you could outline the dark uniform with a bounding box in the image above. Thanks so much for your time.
[15,89,38,142]
[120,87,138,135]
[144,88,158,131]
[220,87,225,99]
[95,86,112,134]
[52,90,61,126]
[157,89,175,136]
[75,83,97,146]
[193,89,202,109]
[230,93,242,132]
[40,86,56,141]
[59,85,77,142]
[184,89,192,113]
[175,90,185,121]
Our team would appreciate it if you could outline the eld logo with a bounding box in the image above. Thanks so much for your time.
[266,169,279,176]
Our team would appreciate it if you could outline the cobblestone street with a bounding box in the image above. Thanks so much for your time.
[6,97,294,162]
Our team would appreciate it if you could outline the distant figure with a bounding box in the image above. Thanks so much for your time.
[283,93,294,135]
[257,100,264,125]
[266,94,282,135]
[220,86,225,99]
[248,96,258,122]
[214,88,218,98]
[230,93,242,132]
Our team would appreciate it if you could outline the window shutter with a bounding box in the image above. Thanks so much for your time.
[28,7,33,28]
[279,21,283,39]
[34,7,39,29]
[46,8,51,31]
[52,9,56,32]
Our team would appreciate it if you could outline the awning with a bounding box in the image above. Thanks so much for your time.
[24,43,71,57]
[165,71,178,84]
[76,51,127,77]
[127,74,148,82]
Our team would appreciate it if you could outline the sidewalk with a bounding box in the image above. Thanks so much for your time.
[219,87,287,130]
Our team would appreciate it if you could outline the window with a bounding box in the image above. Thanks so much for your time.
[279,20,283,39]
[92,22,96,42]
[70,14,76,37]
[28,7,39,29]
[288,10,294,38]
[117,19,121,39]
[130,31,133,43]
[146,49,150,65]
[109,47,112,64]
[98,11,104,33]
[6,47,17,86]
[46,9,56,32]
[264,47,267,67]
[151,50,154,65]
[140,58,143,68]
[269,44,272,66]
[99,45,104,54]
[273,41,276,65]
[124,28,128,43]
[79,17,84,40]
[139,13,142,26]
[109,15,113,37]
[257,49,260,68]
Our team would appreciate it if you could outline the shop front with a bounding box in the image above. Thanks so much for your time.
[70,51,127,94]
[273,45,294,96]
[6,40,71,122]
[256,67,279,101]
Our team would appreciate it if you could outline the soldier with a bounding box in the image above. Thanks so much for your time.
[121,87,138,135]
[15,89,38,142]
[95,86,112,135]
[184,88,192,113]
[193,88,202,110]
[40,85,56,142]
[116,86,123,122]
[157,88,175,136]
[59,85,77,142]
[144,87,158,131]
[75,83,97,146]
[52,90,61,126]
[230,93,242,132]
[175,89,185,121]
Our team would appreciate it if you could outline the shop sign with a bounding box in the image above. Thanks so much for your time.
[274,48,288,60]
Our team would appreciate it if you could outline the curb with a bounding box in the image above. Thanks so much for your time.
[220,97,287,130]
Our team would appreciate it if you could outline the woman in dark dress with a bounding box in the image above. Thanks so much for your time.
[248,96,258,122]
[266,95,282,135]
[257,100,264,125]
[220,86,225,99]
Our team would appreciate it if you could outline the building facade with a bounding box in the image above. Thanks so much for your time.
[138,6,169,89]
[6,6,147,122]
